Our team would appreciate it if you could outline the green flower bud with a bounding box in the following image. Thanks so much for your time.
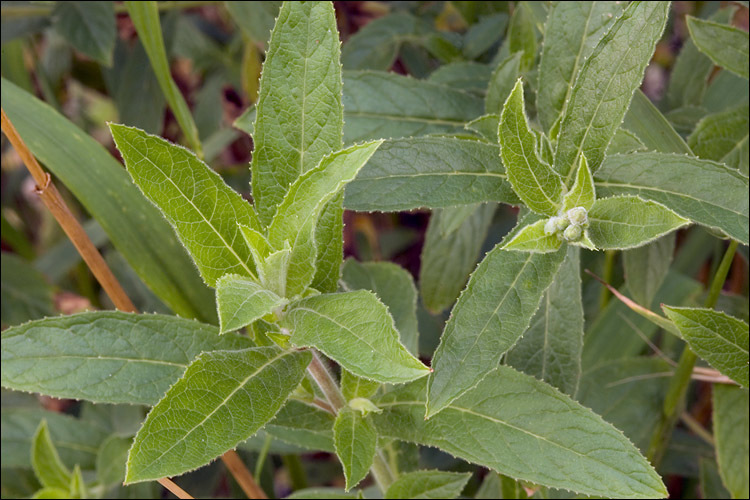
[563,224,583,241]
[566,206,588,226]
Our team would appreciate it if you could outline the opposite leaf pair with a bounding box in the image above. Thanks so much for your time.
[499,79,690,253]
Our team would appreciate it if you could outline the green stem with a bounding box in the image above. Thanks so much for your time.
[646,240,738,465]
[370,450,396,492]
[599,250,617,310]
[254,433,272,481]
[281,455,308,491]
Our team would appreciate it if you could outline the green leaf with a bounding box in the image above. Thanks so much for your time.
[587,196,689,250]
[126,347,311,483]
[1,252,54,328]
[312,195,345,293]
[687,16,749,80]
[286,487,362,499]
[125,1,202,156]
[340,369,381,402]
[31,487,70,499]
[333,407,377,491]
[265,400,335,453]
[688,103,749,175]
[341,259,419,355]
[225,1,280,45]
[52,1,115,66]
[713,385,749,499]
[282,290,429,384]
[506,247,583,396]
[594,153,749,244]
[700,458,732,500]
[428,62,494,95]
[268,141,382,296]
[662,307,749,388]
[96,435,131,489]
[1,311,251,405]
[343,71,484,143]
[216,275,288,334]
[499,79,563,216]
[502,219,563,253]
[420,204,497,313]
[554,1,670,180]
[1,78,214,322]
[376,369,667,498]
[623,90,693,155]
[69,465,85,499]
[666,39,713,109]
[508,3,537,72]
[109,123,261,287]
[623,234,675,307]
[31,421,70,490]
[536,1,624,134]
[562,154,596,212]
[385,470,471,499]
[607,127,648,155]
[426,245,567,417]
[345,137,518,211]
[485,52,522,115]
[465,114,500,142]
[341,13,423,71]
[251,1,343,225]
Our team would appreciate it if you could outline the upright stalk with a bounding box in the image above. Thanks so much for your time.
[647,240,738,465]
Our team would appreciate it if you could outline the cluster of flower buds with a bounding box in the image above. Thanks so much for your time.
[544,207,589,242]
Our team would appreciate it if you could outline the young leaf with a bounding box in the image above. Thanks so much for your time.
[1,311,251,405]
[312,194,345,293]
[32,421,70,490]
[109,123,261,286]
[345,137,519,211]
[251,1,343,225]
[333,407,377,491]
[536,2,624,134]
[554,1,670,179]
[506,247,583,396]
[126,347,311,483]
[384,470,471,499]
[687,16,749,80]
[595,153,748,244]
[216,275,288,334]
[499,79,564,216]
[485,52,522,115]
[502,219,563,253]
[420,204,497,313]
[623,234,675,307]
[282,290,430,384]
[688,103,749,175]
[662,307,749,388]
[52,1,115,66]
[376,369,668,499]
[341,369,381,402]
[562,154,596,212]
[586,196,689,250]
[427,245,567,417]
[713,385,749,499]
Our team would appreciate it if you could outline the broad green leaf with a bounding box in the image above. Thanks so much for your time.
[126,347,311,483]
[1,311,251,405]
[485,52,522,115]
[426,245,567,417]
[1,252,54,328]
[109,123,261,287]
[79,402,144,438]
[587,196,689,250]
[52,1,115,66]
[341,259,419,355]
[562,154,595,212]
[508,3,537,72]
[341,13,424,71]
[537,2,624,134]
[343,71,484,143]
[125,1,202,156]
[700,458,732,500]
[385,470,471,499]
[251,1,343,225]
[688,104,749,175]
[420,204,497,313]
[265,400,335,453]
[311,195,345,293]
[606,128,647,155]
[31,487,69,499]
[704,70,750,113]
[268,141,382,296]
[623,234,675,307]
[345,137,519,211]
[623,90,693,155]
[502,219,563,253]
[713,385,749,499]
[666,39,713,109]
[595,153,749,244]
[475,473,530,499]
[31,421,70,490]
[463,13,508,59]
[286,488,362,499]
[225,1,280,45]
[1,409,106,470]
[333,407,377,490]
[377,369,667,498]
[340,369,381,402]
[465,114,500,142]
[506,247,583,396]
[1,79,214,322]
[216,275,288,334]
[499,79,563,216]
[428,62,494,95]
[554,1,670,180]
[687,16,749,80]
[662,307,749,388]
[282,290,429,384]
[96,435,131,489]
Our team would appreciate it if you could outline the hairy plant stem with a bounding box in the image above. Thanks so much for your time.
[646,240,738,466]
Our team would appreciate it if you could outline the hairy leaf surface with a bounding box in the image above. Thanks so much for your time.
[333,407,377,490]
[216,275,288,334]
[385,470,471,499]
[687,16,749,80]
